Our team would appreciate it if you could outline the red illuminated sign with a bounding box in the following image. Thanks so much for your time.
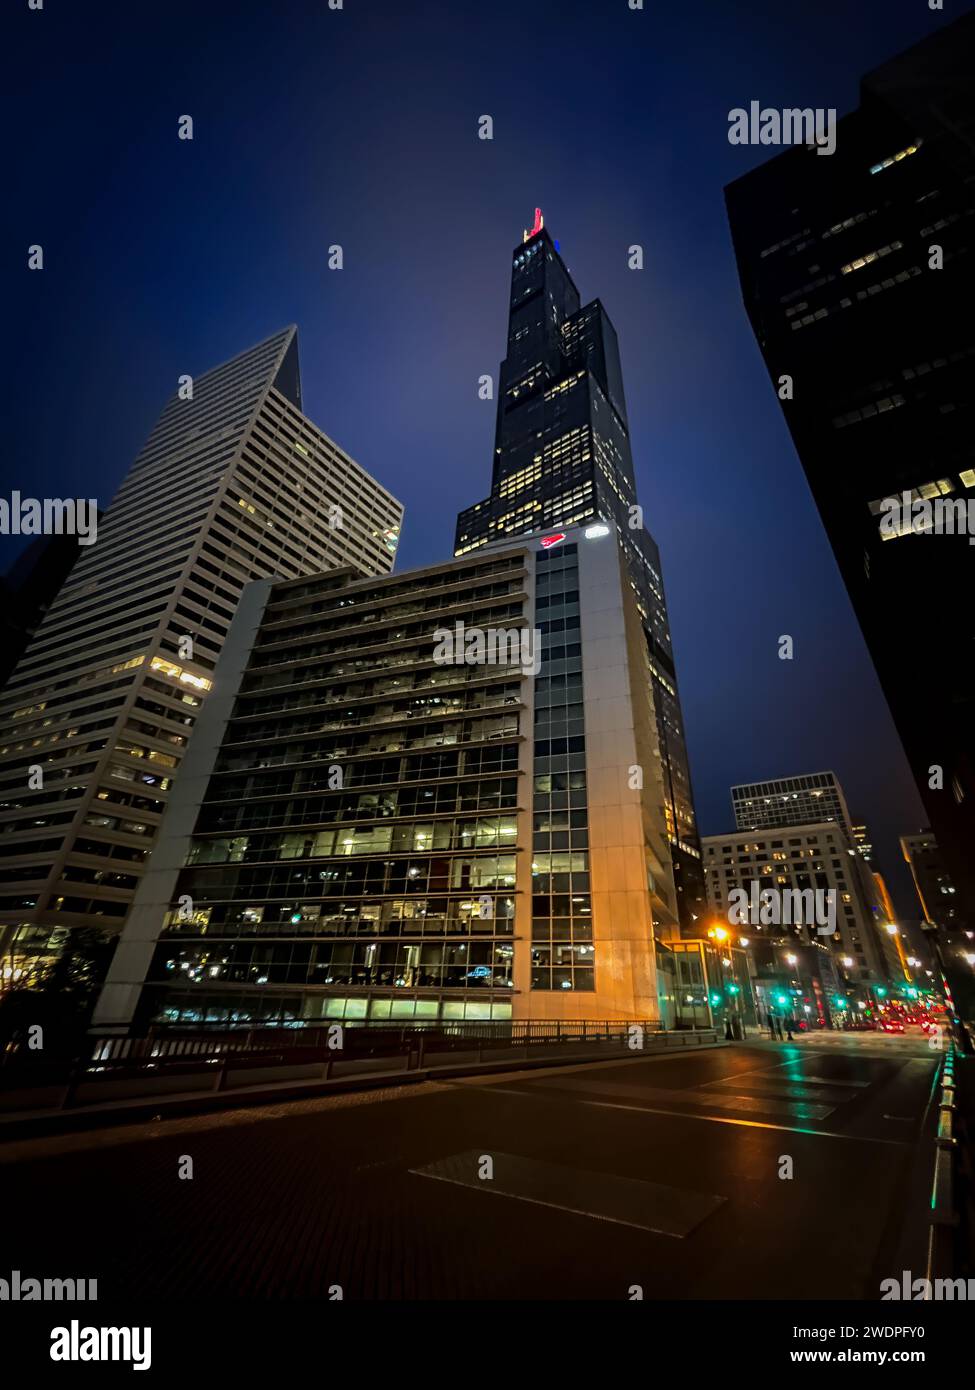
[522,207,544,242]
[539,532,566,549]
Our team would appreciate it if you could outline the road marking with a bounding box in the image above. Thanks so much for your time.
[410,1149,726,1238]
[538,1076,835,1119]
[582,1100,910,1145]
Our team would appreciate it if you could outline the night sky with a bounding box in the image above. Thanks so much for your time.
[6,0,956,914]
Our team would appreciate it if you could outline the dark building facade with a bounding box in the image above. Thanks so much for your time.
[725,16,975,927]
[901,829,967,932]
[901,828,974,1016]
[455,216,705,928]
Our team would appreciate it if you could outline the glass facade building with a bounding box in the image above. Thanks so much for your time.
[95,524,679,1029]
[455,221,705,930]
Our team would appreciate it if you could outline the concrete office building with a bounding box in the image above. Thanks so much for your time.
[0,327,403,983]
[702,822,890,988]
[94,522,679,1030]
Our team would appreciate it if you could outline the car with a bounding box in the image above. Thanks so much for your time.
[881,1020,905,1034]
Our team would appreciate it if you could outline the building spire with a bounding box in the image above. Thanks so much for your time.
[522,207,544,242]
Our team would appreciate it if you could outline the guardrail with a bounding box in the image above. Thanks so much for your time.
[926,1040,965,1283]
[0,1020,719,1117]
[85,1017,672,1066]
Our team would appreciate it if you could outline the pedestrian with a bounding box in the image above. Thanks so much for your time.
[785,1016,795,1041]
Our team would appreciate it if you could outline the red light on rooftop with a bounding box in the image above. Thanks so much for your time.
[522,207,544,242]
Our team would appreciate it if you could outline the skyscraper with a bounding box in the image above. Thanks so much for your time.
[725,15,975,926]
[455,214,705,928]
[94,522,678,1030]
[0,327,403,985]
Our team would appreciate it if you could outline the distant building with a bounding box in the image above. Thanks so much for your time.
[725,13,975,927]
[702,822,890,992]
[731,770,852,836]
[852,821,873,864]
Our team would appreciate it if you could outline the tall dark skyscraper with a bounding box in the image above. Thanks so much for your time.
[455,213,706,928]
[725,16,975,928]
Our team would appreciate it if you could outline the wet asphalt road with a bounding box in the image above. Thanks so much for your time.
[0,1033,941,1300]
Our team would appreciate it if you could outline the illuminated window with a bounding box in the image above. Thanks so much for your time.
[869,141,922,175]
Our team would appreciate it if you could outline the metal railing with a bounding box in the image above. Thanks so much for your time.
[85,1018,672,1064]
[1,1020,718,1114]
[926,1039,966,1284]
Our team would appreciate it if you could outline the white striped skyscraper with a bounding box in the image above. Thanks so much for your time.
[0,327,403,983]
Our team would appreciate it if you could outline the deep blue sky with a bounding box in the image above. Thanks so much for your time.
[6,0,957,913]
